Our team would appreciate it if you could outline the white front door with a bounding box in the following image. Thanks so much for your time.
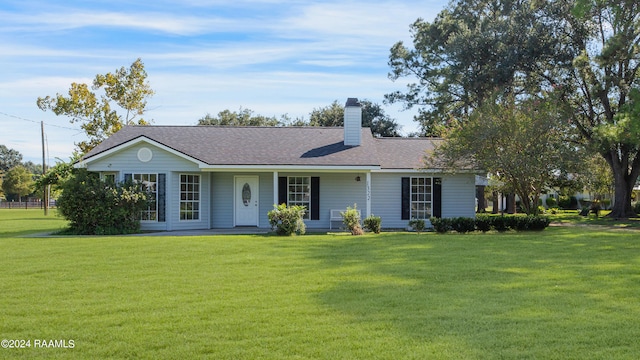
[235,176,259,226]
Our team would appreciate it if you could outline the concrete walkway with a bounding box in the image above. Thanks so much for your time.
[26,227,340,237]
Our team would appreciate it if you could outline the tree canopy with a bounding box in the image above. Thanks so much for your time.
[0,145,23,172]
[389,0,640,217]
[308,100,401,137]
[429,93,581,214]
[2,165,33,202]
[197,108,284,126]
[37,58,154,153]
[198,100,401,137]
[386,0,577,136]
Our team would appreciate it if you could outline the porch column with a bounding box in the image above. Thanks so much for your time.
[366,172,371,218]
[273,171,279,206]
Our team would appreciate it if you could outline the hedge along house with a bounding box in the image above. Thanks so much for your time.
[76,98,477,231]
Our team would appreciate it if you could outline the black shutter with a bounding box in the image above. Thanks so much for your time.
[278,177,287,205]
[124,173,132,182]
[433,177,442,218]
[311,177,320,220]
[401,177,410,220]
[157,173,166,222]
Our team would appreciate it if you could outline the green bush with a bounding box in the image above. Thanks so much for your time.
[56,169,149,235]
[545,196,557,208]
[341,204,363,235]
[491,216,509,232]
[429,218,450,233]
[474,214,492,232]
[268,203,306,236]
[363,215,382,234]
[633,202,640,215]
[429,215,551,234]
[409,218,426,233]
[452,217,476,233]
[558,195,578,210]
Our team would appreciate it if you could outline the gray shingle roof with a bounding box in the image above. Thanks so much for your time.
[84,125,442,169]
[373,137,442,169]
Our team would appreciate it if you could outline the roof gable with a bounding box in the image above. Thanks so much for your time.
[82,125,445,170]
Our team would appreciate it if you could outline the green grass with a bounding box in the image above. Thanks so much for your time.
[547,209,640,229]
[1,210,640,359]
[0,209,68,237]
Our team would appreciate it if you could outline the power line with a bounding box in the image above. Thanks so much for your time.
[0,111,81,131]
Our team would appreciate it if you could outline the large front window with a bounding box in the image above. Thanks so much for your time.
[180,174,200,221]
[288,176,310,219]
[134,173,157,221]
[411,177,432,219]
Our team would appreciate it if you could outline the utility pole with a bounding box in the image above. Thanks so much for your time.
[41,121,48,216]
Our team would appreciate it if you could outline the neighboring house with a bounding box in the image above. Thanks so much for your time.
[77,98,477,231]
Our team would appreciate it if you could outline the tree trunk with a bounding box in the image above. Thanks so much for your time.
[608,174,636,218]
[606,151,640,219]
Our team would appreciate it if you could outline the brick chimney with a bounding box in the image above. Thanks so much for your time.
[344,98,362,146]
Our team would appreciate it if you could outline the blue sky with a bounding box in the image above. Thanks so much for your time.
[1,0,446,164]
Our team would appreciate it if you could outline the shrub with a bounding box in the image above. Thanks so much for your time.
[491,216,509,232]
[429,218,451,233]
[409,218,426,233]
[268,203,306,236]
[56,169,149,235]
[341,204,364,235]
[474,215,492,232]
[545,196,557,208]
[363,215,382,234]
[558,195,579,210]
[634,201,640,215]
[528,215,551,230]
[452,217,476,233]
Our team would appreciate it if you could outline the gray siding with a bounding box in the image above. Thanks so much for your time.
[210,172,274,228]
[168,172,210,231]
[86,143,200,173]
[371,172,476,229]
[441,174,476,218]
[87,143,201,231]
[279,172,367,229]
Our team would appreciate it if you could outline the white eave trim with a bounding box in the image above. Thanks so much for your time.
[372,168,481,174]
[74,136,208,169]
[199,165,380,172]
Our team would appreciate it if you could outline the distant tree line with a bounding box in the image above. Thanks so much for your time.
[0,144,44,202]
[197,99,401,138]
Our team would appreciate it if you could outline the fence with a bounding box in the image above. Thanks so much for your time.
[0,201,56,209]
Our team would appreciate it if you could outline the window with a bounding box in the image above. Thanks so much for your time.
[102,173,116,184]
[133,173,157,221]
[411,177,432,219]
[288,176,310,219]
[180,174,200,221]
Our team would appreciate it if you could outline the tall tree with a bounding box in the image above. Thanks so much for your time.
[386,0,577,136]
[0,145,23,172]
[428,93,581,214]
[197,108,283,126]
[388,0,640,218]
[566,0,640,218]
[37,58,154,153]
[2,165,33,202]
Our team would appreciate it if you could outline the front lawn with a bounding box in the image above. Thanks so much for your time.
[1,213,639,359]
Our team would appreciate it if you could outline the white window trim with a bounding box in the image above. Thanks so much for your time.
[101,172,117,183]
[179,173,201,222]
[288,176,311,220]
[410,176,433,220]
[133,173,158,222]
